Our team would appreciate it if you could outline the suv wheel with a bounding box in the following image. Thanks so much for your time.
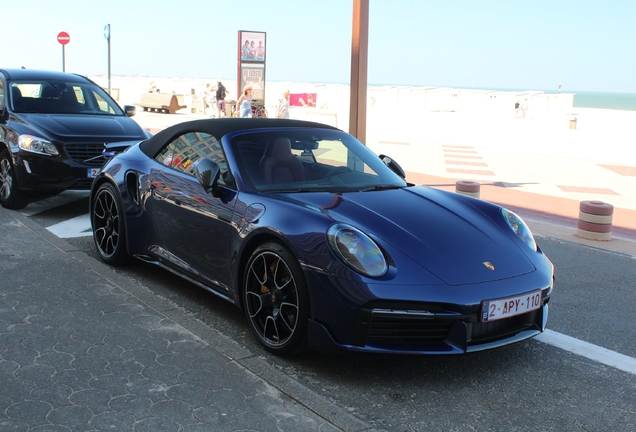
[0,149,28,210]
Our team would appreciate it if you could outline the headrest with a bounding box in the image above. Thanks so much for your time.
[41,86,60,99]
[11,86,22,100]
[265,137,293,163]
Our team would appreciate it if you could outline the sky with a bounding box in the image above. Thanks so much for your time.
[3,0,636,93]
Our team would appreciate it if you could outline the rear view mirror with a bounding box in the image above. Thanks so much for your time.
[292,140,319,151]
[378,154,406,179]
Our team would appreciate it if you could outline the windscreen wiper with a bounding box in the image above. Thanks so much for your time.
[359,184,403,192]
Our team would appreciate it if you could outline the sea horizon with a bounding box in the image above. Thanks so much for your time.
[100,73,636,112]
[475,87,636,111]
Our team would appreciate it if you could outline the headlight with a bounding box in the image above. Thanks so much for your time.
[327,223,388,277]
[19,135,59,156]
[502,208,537,251]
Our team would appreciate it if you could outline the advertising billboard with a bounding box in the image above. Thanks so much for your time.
[237,30,267,106]
[239,63,265,105]
[239,31,266,63]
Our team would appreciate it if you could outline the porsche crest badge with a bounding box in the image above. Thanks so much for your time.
[483,262,495,271]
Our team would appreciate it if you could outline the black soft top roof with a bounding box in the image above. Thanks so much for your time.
[139,118,340,158]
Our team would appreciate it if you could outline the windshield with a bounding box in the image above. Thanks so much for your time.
[230,129,407,193]
[9,79,124,115]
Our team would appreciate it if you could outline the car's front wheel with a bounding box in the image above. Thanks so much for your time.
[243,242,309,355]
[0,148,28,210]
[92,182,130,265]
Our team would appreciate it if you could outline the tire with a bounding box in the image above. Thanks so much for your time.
[92,182,131,265]
[243,242,309,355]
[0,148,28,210]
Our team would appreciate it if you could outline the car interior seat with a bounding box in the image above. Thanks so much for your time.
[59,88,81,112]
[41,86,60,98]
[60,88,77,103]
[259,137,305,184]
[40,86,68,113]
[11,86,23,110]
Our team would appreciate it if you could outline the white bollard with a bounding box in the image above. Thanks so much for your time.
[455,180,480,199]
[576,200,614,241]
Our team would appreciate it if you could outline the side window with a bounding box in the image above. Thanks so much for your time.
[156,143,175,167]
[72,86,86,104]
[154,132,233,187]
[0,80,4,106]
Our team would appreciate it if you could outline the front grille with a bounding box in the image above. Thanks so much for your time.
[65,143,105,167]
[366,309,454,345]
[469,311,538,345]
[359,304,541,349]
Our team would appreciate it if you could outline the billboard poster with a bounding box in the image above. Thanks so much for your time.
[239,63,265,105]
[289,93,317,107]
[239,31,266,62]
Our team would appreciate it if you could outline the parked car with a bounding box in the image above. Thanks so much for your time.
[90,118,555,356]
[0,68,151,209]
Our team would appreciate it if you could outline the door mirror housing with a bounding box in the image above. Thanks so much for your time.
[195,158,221,196]
[123,105,137,117]
[378,154,406,179]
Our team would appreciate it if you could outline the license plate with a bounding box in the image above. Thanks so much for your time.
[87,168,100,178]
[481,290,542,322]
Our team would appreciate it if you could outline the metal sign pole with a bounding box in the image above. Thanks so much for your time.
[104,24,111,95]
[108,36,111,94]
[57,32,70,72]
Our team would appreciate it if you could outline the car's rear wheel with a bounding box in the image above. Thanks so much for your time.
[0,149,29,210]
[243,242,309,355]
[92,182,131,265]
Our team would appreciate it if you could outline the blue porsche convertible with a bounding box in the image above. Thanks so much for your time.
[90,119,554,356]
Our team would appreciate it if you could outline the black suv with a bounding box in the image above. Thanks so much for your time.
[0,68,150,209]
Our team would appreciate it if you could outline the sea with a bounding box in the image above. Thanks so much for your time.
[475,87,636,111]
[371,82,636,111]
[570,91,636,111]
[468,86,636,111]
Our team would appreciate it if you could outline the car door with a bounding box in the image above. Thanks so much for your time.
[147,131,238,293]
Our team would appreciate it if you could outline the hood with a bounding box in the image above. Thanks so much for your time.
[287,187,536,285]
[15,113,146,143]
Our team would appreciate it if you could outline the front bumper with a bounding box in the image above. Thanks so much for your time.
[304,259,554,355]
[308,301,549,355]
[14,143,105,192]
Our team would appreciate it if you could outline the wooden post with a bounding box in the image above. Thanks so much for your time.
[349,0,369,144]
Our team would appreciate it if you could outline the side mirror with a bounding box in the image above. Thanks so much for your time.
[195,158,221,196]
[123,105,137,117]
[378,154,406,179]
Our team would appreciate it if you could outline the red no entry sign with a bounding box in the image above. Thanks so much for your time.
[57,31,70,45]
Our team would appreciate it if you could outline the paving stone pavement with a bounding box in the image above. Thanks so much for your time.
[0,208,374,432]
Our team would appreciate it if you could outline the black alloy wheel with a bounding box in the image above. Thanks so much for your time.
[243,242,309,355]
[0,148,28,210]
[92,183,130,265]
